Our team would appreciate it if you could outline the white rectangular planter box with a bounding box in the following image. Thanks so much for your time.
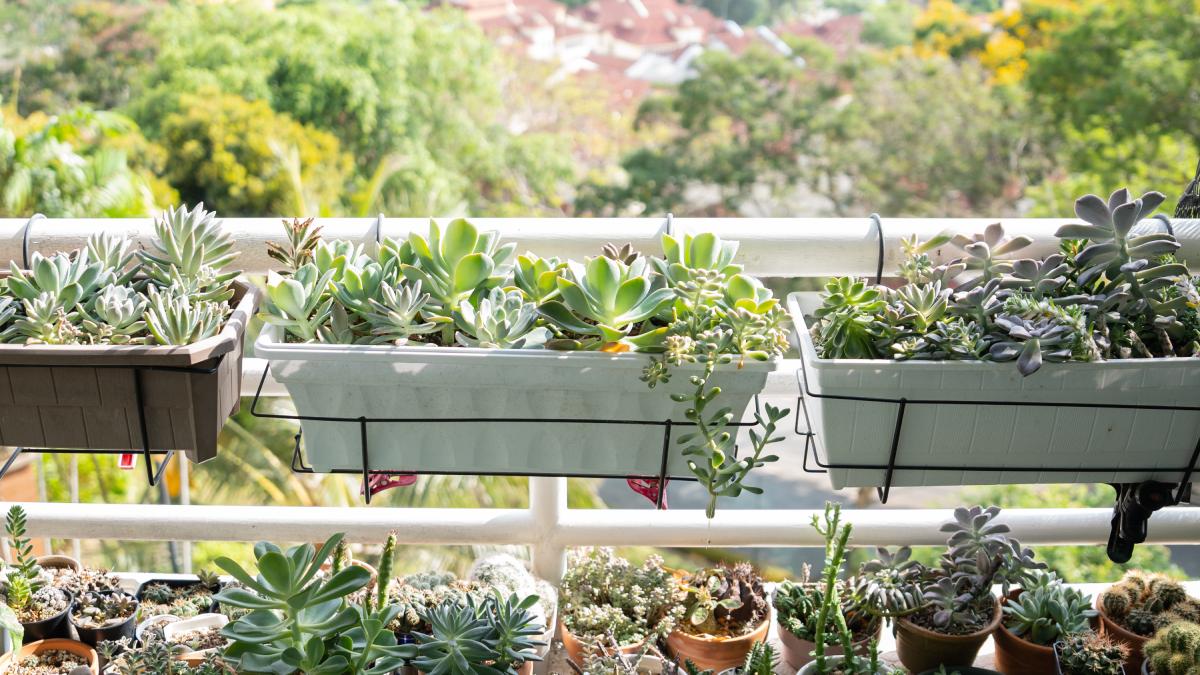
[787,292,1200,490]
[256,326,777,477]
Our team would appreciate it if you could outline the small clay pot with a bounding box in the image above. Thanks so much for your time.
[0,638,99,673]
[1097,592,1149,675]
[993,621,1056,674]
[665,616,770,673]
[35,555,82,573]
[559,618,643,667]
[777,615,883,671]
[894,595,1002,674]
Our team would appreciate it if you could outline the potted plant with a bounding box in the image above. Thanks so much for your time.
[0,638,98,674]
[1096,571,1199,671]
[69,590,139,647]
[384,571,488,639]
[1054,631,1129,675]
[162,613,229,658]
[558,547,683,666]
[257,219,790,516]
[797,503,895,675]
[792,187,1200,491]
[469,553,557,656]
[136,570,222,618]
[1142,621,1200,674]
[410,591,546,675]
[3,507,72,643]
[42,565,122,599]
[0,204,256,463]
[98,636,234,674]
[994,571,1097,673]
[851,506,1043,673]
[665,563,769,671]
[775,564,882,670]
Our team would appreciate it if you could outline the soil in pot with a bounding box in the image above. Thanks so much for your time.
[666,617,770,672]
[895,595,1002,674]
[992,621,1056,674]
[12,588,73,644]
[136,577,219,618]
[34,556,80,573]
[1097,593,1151,675]
[0,638,98,675]
[777,614,882,671]
[69,590,138,647]
[42,566,123,599]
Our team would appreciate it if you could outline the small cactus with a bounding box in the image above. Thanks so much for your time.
[1057,631,1128,675]
[1102,571,1197,637]
[1144,621,1200,675]
[1102,590,1132,619]
[1127,608,1160,637]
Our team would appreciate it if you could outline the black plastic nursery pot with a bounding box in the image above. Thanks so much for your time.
[21,589,74,644]
[135,577,220,615]
[70,590,139,647]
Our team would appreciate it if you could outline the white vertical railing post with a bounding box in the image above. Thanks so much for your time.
[529,477,566,582]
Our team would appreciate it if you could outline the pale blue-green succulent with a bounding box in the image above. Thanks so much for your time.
[455,288,550,349]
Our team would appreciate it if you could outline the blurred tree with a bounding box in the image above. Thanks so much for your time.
[131,0,570,216]
[0,103,164,217]
[158,90,352,216]
[861,0,918,48]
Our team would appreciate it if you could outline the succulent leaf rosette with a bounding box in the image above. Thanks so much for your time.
[262,220,791,516]
[0,203,239,347]
[812,188,1200,375]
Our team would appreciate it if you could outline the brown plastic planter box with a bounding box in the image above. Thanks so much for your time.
[0,280,257,465]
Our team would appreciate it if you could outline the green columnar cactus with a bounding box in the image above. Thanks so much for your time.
[1144,621,1200,675]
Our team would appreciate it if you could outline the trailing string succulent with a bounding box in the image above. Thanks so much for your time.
[812,188,1200,375]
[558,547,683,656]
[1003,570,1096,646]
[264,221,790,516]
[1100,569,1200,636]
[850,506,1043,635]
[1056,631,1128,675]
[676,562,767,638]
[411,591,546,675]
[1144,621,1200,675]
[0,203,238,346]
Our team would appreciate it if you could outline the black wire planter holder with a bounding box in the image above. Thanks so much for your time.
[249,363,760,507]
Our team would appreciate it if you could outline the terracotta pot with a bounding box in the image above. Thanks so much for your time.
[559,618,644,667]
[993,621,1056,674]
[0,638,99,673]
[35,555,81,572]
[777,615,883,671]
[894,595,1002,674]
[666,616,770,672]
[1097,592,1150,675]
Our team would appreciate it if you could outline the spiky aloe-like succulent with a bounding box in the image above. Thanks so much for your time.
[144,286,226,345]
[1144,621,1200,675]
[364,282,438,346]
[1003,571,1096,646]
[81,285,147,344]
[539,256,673,350]
[454,288,550,349]
[141,203,238,293]
[71,590,139,629]
[1056,631,1128,675]
[87,232,139,286]
[741,641,779,675]
[267,217,323,273]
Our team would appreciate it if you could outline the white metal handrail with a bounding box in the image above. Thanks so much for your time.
[0,215,1197,580]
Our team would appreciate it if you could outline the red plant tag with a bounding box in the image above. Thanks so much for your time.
[626,478,668,508]
[118,453,136,470]
[362,472,418,497]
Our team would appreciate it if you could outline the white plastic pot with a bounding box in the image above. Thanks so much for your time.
[256,326,777,475]
[788,292,1200,489]
[163,613,228,656]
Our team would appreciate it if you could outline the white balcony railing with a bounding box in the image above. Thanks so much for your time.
[2,214,1199,580]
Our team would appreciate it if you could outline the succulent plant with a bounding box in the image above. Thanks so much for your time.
[71,590,138,629]
[363,282,439,346]
[602,242,641,265]
[740,641,779,675]
[144,285,226,345]
[454,287,550,349]
[655,232,742,287]
[559,548,682,652]
[511,253,563,303]
[7,250,106,310]
[262,264,336,343]
[387,571,489,636]
[102,635,235,674]
[1056,631,1128,675]
[139,580,217,619]
[539,256,673,350]
[412,592,546,675]
[80,285,148,344]
[1003,571,1096,646]
[140,203,239,299]
[812,277,887,359]
[267,217,323,273]
[951,223,1033,290]
[849,547,925,620]
[395,218,515,335]
[1101,570,1197,637]
[1144,621,1200,675]
[87,232,139,286]
[677,563,767,638]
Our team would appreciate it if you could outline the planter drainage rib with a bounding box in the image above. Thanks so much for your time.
[249,362,767,506]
